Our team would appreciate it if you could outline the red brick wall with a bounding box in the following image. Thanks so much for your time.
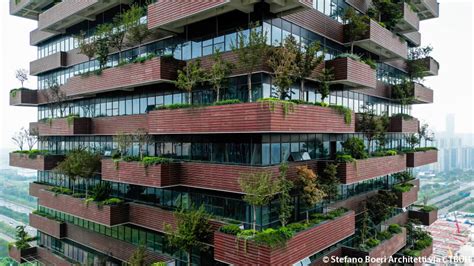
[357,80,392,99]
[396,179,419,208]
[37,189,129,226]
[91,115,148,135]
[389,116,420,133]
[8,246,37,264]
[413,83,434,103]
[36,246,75,266]
[30,182,50,197]
[408,209,438,226]
[30,51,66,76]
[148,102,355,134]
[33,118,91,136]
[284,9,344,43]
[29,213,66,239]
[10,89,38,106]
[365,20,408,59]
[329,190,379,215]
[9,153,64,171]
[214,211,355,265]
[406,150,438,167]
[325,57,377,88]
[38,0,99,30]
[101,160,179,187]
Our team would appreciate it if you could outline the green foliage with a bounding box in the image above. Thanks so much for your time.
[392,80,415,105]
[151,263,167,266]
[377,230,392,241]
[405,133,420,150]
[91,183,112,202]
[95,23,113,69]
[128,245,147,266]
[407,46,433,83]
[344,7,369,53]
[155,103,194,110]
[141,156,173,167]
[14,225,35,250]
[392,113,414,120]
[66,114,80,127]
[404,249,421,257]
[358,104,389,150]
[132,53,156,64]
[220,224,241,235]
[319,163,340,198]
[363,58,377,69]
[368,0,403,31]
[296,166,326,222]
[393,171,414,183]
[328,104,352,124]
[277,163,293,227]
[341,137,368,159]
[268,36,298,100]
[393,183,414,193]
[13,149,49,159]
[49,186,73,196]
[417,205,437,212]
[174,59,207,103]
[214,99,241,105]
[366,191,397,225]
[258,98,296,116]
[295,40,324,99]
[372,149,398,157]
[335,154,355,163]
[335,53,377,69]
[318,68,334,102]
[76,31,97,61]
[388,224,402,234]
[208,49,234,101]
[365,238,380,248]
[10,88,21,97]
[252,227,293,248]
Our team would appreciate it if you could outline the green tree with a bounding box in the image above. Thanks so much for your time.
[360,204,370,244]
[368,0,403,30]
[113,132,133,158]
[174,59,206,104]
[318,68,334,103]
[277,163,294,227]
[366,191,397,225]
[319,163,340,199]
[405,133,420,150]
[407,46,433,83]
[164,205,212,266]
[419,123,435,146]
[268,36,298,99]
[239,171,280,231]
[344,7,369,54]
[55,149,101,197]
[14,225,34,250]
[392,80,415,107]
[233,23,269,102]
[295,41,324,100]
[128,245,147,266]
[296,166,326,222]
[76,31,97,63]
[126,4,150,55]
[357,105,388,152]
[95,23,113,69]
[134,128,152,160]
[341,137,368,159]
[208,49,234,101]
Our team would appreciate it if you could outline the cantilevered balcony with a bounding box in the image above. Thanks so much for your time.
[413,57,439,76]
[62,57,182,97]
[30,28,56,46]
[8,246,37,264]
[148,102,355,135]
[9,0,54,20]
[31,117,91,136]
[403,31,421,47]
[325,57,377,89]
[406,149,438,167]
[318,155,407,184]
[408,206,438,226]
[38,0,131,33]
[394,179,420,208]
[393,2,420,33]
[392,82,433,104]
[389,116,420,133]
[147,0,311,32]
[9,88,38,106]
[9,152,64,171]
[29,213,66,239]
[345,19,408,60]
[410,0,439,20]
[30,51,67,76]
[214,210,355,265]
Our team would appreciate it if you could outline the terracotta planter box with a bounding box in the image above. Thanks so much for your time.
[148,102,355,134]
[29,213,66,239]
[342,228,407,265]
[37,189,128,226]
[9,152,64,171]
[393,2,419,33]
[32,117,91,136]
[9,88,37,106]
[395,179,420,208]
[409,207,438,226]
[29,182,50,197]
[389,116,420,133]
[101,159,179,188]
[319,155,407,184]
[214,211,355,265]
[325,57,376,89]
[8,246,37,263]
[413,56,439,76]
[406,150,438,167]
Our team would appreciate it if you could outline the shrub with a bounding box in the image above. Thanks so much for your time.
[419,205,437,212]
[393,171,414,183]
[341,137,368,159]
[50,187,73,195]
[377,230,392,241]
[366,238,380,248]
[91,183,112,202]
[102,198,123,205]
[363,58,377,69]
[392,113,414,120]
[286,222,308,233]
[393,183,414,193]
[257,98,296,116]
[141,156,172,167]
[220,224,242,235]
[388,224,402,234]
[252,227,293,248]
[155,103,194,110]
[214,99,241,105]
[336,154,355,162]
[385,150,398,156]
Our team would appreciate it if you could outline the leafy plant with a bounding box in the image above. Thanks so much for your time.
[405,133,420,150]
[258,98,296,116]
[296,166,326,222]
[174,59,207,104]
[319,163,340,199]
[277,163,294,227]
[343,7,369,54]
[128,245,147,266]
[141,156,172,167]
[91,183,112,202]
[295,41,324,100]
[126,4,150,55]
[358,104,389,151]
[102,197,123,205]
[388,223,402,234]
[220,224,241,235]
[318,68,334,103]
[393,171,414,183]
[335,154,355,163]
[368,0,403,31]
[268,36,298,100]
[207,49,234,101]
[393,183,414,193]
[341,137,368,160]
[366,191,397,225]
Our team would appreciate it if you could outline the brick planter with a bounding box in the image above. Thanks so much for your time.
[29,213,66,239]
[62,57,183,97]
[389,116,420,133]
[394,2,419,33]
[9,88,37,106]
[408,207,438,226]
[37,189,128,226]
[319,155,406,184]
[148,103,355,134]
[343,228,407,265]
[8,246,37,263]
[394,179,420,208]
[325,57,376,89]
[101,159,179,188]
[9,152,64,171]
[413,56,439,76]
[406,150,438,167]
[214,211,355,265]
[32,117,91,136]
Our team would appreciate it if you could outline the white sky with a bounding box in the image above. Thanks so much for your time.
[0,0,472,149]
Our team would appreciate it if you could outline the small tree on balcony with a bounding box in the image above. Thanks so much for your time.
[11,128,26,151]
[77,31,97,63]
[208,49,234,101]
[134,128,152,160]
[366,191,397,225]
[319,163,340,200]
[15,68,28,88]
[24,127,38,151]
[164,205,212,266]
[14,225,35,250]
[296,166,326,222]
[268,36,298,100]
[344,8,369,54]
[295,41,324,100]
[126,4,150,56]
[318,68,334,103]
[174,59,206,104]
[392,80,415,107]
[357,105,389,152]
[277,163,294,227]
[233,22,269,102]
[42,79,69,119]
[419,123,435,147]
[405,133,420,150]
[128,245,147,266]
[407,46,433,83]
[113,132,133,159]
[95,23,112,70]
[239,171,280,231]
[341,137,368,160]
[367,0,403,31]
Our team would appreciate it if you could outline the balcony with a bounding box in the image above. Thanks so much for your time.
[30,28,56,46]
[394,179,420,208]
[32,117,91,136]
[342,228,407,262]
[409,206,438,226]
[389,116,420,133]
[8,246,37,264]
[101,159,179,188]
[403,31,421,47]
[214,210,355,265]
[148,102,355,135]
[30,51,67,76]
[29,182,49,198]
[410,0,439,20]
[325,57,376,89]
[318,155,407,184]
[148,0,311,31]
[9,0,54,20]
[393,2,420,33]
[38,0,130,33]
[345,19,408,60]
[62,57,182,97]
[413,57,439,76]
[393,82,433,104]
[29,213,66,239]
[9,152,64,171]
[9,88,38,106]
[406,150,438,167]
[37,188,129,226]
[91,114,148,135]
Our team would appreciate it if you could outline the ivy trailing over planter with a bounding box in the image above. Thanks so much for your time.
[258,98,296,116]
[66,114,80,127]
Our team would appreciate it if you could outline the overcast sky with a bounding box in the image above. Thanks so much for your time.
[0,0,472,149]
